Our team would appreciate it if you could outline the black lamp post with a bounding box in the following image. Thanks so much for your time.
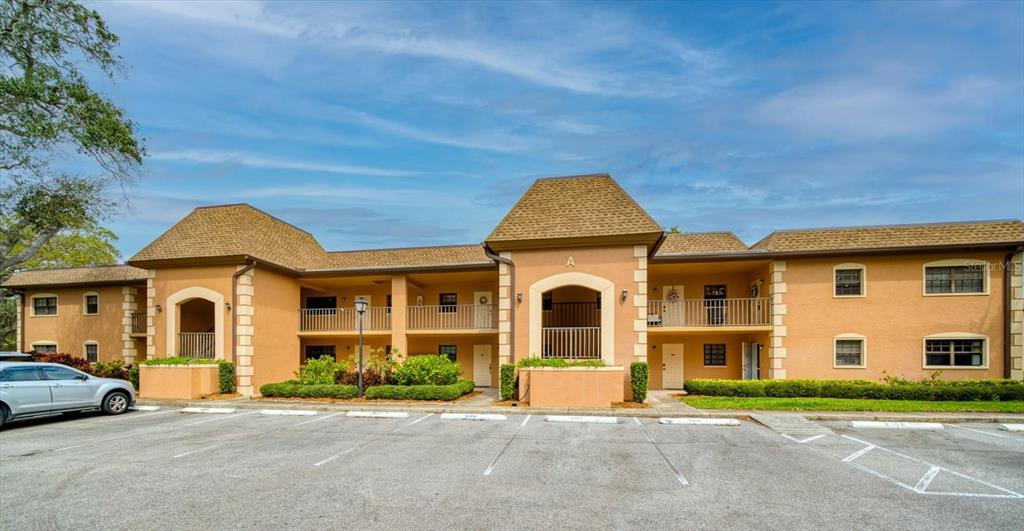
[354,297,368,396]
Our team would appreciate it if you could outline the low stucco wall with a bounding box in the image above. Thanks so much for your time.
[140,364,220,399]
[519,366,625,407]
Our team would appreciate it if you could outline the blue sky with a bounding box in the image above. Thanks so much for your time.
[87,0,1023,258]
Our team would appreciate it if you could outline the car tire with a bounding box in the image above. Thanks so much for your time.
[0,405,8,428]
[102,391,130,415]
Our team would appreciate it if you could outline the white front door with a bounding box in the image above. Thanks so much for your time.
[662,343,685,389]
[473,291,493,329]
[661,285,683,326]
[473,344,492,386]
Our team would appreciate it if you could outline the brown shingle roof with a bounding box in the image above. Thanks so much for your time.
[2,265,147,288]
[656,232,748,255]
[486,174,662,247]
[130,204,325,271]
[317,244,493,271]
[750,219,1024,253]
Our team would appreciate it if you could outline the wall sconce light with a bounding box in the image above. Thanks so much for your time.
[516,293,523,303]
[155,304,162,313]
[226,302,232,311]
[620,290,628,302]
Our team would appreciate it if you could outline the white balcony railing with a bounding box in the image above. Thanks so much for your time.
[407,304,496,330]
[299,307,392,332]
[646,298,770,328]
[542,327,601,359]
[178,332,215,358]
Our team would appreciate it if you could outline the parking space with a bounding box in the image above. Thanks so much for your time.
[2,411,1022,530]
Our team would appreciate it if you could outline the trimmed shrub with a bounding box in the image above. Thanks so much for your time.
[31,352,93,372]
[218,361,236,393]
[128,364,140,391]
[296,356,349,385]
[365,379,475,401]
[259,382,359,399]
[630,362,649,403]
[683,378,1024,402]
[517,358,605,368]
[499,364,516,401]
[392,355,461,386]
[92,360,131,380]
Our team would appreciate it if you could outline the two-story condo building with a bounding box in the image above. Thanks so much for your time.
[5,174,1023,398]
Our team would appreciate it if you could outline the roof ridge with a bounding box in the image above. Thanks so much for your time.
[762,218,1023,235]
[10,263,138,272]
[532,172,612,182]
[327,243,485,254]
[670,230,740,236]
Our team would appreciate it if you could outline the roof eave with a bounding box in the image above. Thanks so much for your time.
[300,262,497,277]
[653,241,1024,262]
[486,231,664,251]
[1,279,148,290]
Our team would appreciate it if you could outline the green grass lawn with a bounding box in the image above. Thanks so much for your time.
[680,395,1024,413]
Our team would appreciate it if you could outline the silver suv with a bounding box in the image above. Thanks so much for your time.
[0,362,136,428]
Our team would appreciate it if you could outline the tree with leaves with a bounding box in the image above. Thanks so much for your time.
[1,0,143,348]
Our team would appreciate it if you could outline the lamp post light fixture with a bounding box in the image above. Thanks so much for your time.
[354,297,368,397]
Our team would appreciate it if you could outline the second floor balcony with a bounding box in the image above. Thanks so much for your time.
[646,297,771,329]
[298,304,497,333]
[299,307,392,333]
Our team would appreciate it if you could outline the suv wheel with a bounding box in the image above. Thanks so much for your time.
[102,392,129,415]
[0,405,8,428]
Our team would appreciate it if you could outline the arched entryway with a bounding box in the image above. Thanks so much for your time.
[166,287,225,359]
[528,272,615,364]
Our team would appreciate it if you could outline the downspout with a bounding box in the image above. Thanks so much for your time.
[483,247,515,363]
[231,259,256,363]
[1004,246,1022,379]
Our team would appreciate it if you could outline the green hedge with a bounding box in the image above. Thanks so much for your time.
[630,362,649,403]
[392,355,461,385]
[683,378,1024,402]
[259,381,359,399]
[141,356,218,366]
[517,358,605,368]
[499,364,516,401]
[365,379,475,401]
[218,361,236,393]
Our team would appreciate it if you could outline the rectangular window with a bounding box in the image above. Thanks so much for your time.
[439,293,457,313]
[834,269,863,296]
[925,266,984,294]
[438,344,457,363]
[32,343,57,354]
[925,339,984,367]
[703,344,726,366]
[85,294,99,315]
[304,345,336,362]
[85,344,98,363]
[33,296,57,316]
[834,339,864,366]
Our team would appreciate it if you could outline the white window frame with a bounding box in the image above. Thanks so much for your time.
[83,341,99,363]
[83,292,100,316]
[833,263,866,298]
[922,259,989,296]
[30,340,58,353]
[30,293,59,317]
[833,334,867,369]
[922,332,989,370]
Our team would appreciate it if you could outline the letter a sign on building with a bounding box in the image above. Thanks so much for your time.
[566,256,575,267]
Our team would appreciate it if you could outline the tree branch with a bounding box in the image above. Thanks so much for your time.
[0,227,57,271]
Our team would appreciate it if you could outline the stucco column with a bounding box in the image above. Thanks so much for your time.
[768,261,787,379]
[235,266,255,396]
[14,293,23,352]
[1010,251,1024,381]
[497,251,513,366]
[121,286,138,364]
[146,270,156,358]
[633,245,648,361]
[390,274,408,361]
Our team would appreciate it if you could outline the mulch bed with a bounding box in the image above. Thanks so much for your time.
[197,393,242,400]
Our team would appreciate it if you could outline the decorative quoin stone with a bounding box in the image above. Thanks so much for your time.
[121,286,138,364]
[1011,252,1024,381]
[235,266,256,396]
[769,261,787,379]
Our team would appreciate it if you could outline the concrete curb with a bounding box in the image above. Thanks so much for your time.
[133,398,1024,423]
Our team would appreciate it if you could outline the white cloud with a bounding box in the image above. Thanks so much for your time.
[149,149,419,177]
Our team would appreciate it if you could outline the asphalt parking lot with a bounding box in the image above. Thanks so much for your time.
[1,409,1021,530]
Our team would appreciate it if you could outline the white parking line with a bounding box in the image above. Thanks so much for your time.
[259,409,318,416]
[173,445,220,459]
[914,466,941,491]
[634,418,689,486]
[404,413,434,427]
[780,433,827,444]
[948,424,1023,441]
[483,415,531,476]
[294,412,344,426]
[182,411,257,426]
[842,444,876,462]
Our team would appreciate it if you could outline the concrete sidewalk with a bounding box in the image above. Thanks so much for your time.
[135,387,1024,423]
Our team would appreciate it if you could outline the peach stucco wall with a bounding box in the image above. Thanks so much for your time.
[139,364,219,399]
[783,251,1008,380]
[647,332,769,389]
[151,265,235,361]
[252,266,301,393]
[519,367,625,407]
[22,285,139,362]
